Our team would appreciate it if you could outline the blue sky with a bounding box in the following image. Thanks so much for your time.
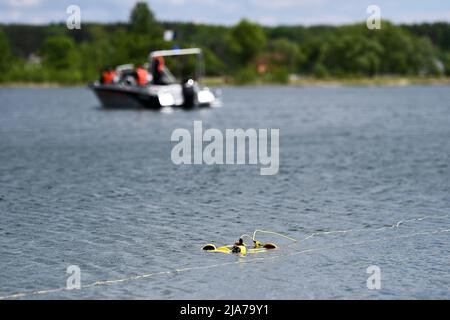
[1,0,449,25]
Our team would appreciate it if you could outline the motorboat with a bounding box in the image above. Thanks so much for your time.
[89,48,219,109]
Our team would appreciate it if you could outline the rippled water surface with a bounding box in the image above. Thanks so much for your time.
[0,86,449,299]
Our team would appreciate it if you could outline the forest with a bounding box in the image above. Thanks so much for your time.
[1,2,450,84]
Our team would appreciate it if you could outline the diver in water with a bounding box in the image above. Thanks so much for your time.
[231,238,246,254]
[253,240,262,248]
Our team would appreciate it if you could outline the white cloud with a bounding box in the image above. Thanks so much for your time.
[154,0,221,6]
[0,0,449,25]
[6,0,42,7]
[390,10,450,23]
[250,0,329,9]
[296,14,356,25]
[259,15,280,26]
[0,10,22,21]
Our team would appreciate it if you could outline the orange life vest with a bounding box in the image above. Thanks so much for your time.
[102,70,116,84]
[136,67,149,86]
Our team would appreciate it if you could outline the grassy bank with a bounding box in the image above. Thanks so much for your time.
[1,76,450,88]
[202,76,450,87]
[0,82,82,88]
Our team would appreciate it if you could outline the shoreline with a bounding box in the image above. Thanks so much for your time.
[202,76,450,87]
[0,82,85,88]
[1,77,450,88]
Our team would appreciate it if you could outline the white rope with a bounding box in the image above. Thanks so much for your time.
[251,230,298,242]
[298,214,449,243]
[239,234,255,245]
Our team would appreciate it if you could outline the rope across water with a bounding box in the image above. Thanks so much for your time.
[0,214,448,300]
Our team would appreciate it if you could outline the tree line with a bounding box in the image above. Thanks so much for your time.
[1,2,450,84]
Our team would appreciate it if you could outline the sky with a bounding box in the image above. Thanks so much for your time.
[0,0,449,26]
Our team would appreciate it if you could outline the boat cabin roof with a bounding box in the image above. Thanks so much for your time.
[149,48,202,59]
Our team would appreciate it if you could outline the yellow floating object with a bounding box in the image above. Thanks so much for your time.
[202,244,232,254]
[202,243,277,255]
[216,246,232,254]
[202,230,294,255]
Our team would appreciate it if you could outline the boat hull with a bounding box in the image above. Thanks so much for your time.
[89,83,217,109]
[89,84,162,109]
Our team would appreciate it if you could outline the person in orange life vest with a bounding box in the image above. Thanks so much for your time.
[135,64,149,86]
[151,56,165,85]
[100,67,116,85]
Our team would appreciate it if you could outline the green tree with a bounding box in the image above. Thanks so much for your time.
[40,35,79,70]
[300,38,326,74]
[202,47,225,76]
[410,37,441,75]
[110,27,132,66]
[40,35,82,83]
[129,1,162,39]
[226,19,266,67]
[0,28,13,75]
[78,26,116,81]
[374,22,416,74]
[444,53,450,76]
[269,38,304,71]
[321,33,383,76]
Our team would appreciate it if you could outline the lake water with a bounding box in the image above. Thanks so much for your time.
[0,86,449,299]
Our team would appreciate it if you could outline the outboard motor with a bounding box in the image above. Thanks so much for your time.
[182,79,198,109]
